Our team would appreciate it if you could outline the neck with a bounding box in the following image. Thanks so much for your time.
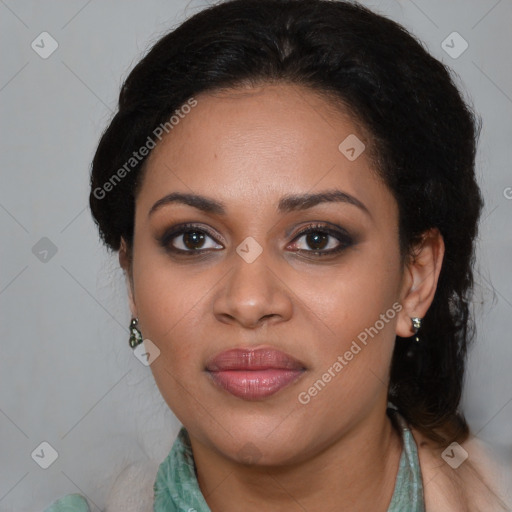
[189,404,403,512]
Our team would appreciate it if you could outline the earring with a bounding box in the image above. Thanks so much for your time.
[129,317,143,348]
[411,317,422,343]
[403,316,428,379]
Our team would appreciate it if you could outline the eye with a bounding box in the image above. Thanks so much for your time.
[158,223,223,254]
[288,223,354,256]
[157,222,354,257]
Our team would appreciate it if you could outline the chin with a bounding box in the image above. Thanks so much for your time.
[207,421,311,467]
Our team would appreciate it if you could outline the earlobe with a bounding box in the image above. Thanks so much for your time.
[119,237,137,318]
[124,273,137,319]
[396,228,445,337]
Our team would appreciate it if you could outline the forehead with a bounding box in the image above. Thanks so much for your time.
[137,83,390,217]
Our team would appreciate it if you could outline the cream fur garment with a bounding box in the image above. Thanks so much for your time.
[105,459,159,512]
[411,429,511,512]
[103,429,511,511]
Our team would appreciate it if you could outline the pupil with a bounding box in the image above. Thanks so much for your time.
[184,231,205,249]
[307,232,328,250]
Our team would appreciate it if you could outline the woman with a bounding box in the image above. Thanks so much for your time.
[45,0,510,510]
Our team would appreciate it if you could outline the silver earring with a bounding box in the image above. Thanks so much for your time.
[129,317,143,348]
[411,317,422,343]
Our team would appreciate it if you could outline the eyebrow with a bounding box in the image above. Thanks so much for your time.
[148,189,370,218]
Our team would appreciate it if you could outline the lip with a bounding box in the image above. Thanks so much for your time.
[205,347,306,400]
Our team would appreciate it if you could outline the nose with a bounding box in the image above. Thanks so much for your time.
[212,249,293,329]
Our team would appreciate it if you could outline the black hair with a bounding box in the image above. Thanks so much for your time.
[89,0,483,445]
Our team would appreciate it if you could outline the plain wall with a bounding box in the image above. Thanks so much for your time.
[1,1,511,510]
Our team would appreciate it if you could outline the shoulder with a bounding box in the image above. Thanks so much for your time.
[410,426,511,512]
[104,459,160,512]
[43,494,90,511]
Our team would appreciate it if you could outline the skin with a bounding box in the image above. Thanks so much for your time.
[119,82,444,512]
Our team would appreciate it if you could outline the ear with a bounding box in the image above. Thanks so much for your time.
[119,237,137,318]
[396,228,445,337]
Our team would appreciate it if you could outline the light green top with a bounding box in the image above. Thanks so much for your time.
[44,408,424,511]
[43,494,90,512]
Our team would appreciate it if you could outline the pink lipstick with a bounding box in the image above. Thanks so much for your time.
[205,347,306,400]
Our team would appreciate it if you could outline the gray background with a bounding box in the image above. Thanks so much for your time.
[1,0,511,510]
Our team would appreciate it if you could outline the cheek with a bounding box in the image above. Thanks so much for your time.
[135,274,207,424]
[131,251,208,380]
[132,237,203,330]
[307,243,401,339]
[298,245,402,396]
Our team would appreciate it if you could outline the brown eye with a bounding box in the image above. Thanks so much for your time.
[289,224,354,256]
[182,230,207,250]
[302,232,330,251]
[158,224,223,254]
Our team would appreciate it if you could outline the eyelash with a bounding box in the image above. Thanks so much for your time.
[157,222,354,257]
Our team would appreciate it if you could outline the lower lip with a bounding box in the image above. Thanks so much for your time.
[206,369,305,400]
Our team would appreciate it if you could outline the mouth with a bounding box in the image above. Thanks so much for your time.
[205,347,307,400]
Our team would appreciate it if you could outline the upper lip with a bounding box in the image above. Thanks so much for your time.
[205,346,306,371]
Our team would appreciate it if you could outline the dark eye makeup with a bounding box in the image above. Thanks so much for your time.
[156,221,355,258]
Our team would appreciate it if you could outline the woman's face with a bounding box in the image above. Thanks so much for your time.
[125,83,409,464]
